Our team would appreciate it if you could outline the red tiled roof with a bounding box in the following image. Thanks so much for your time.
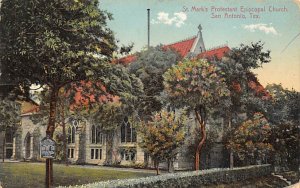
[163,37,197,58]
[113,54,137,65]
[115,37,197,65]
[231,73,271,100]
[247,73,271,99]
[197,46,230,60]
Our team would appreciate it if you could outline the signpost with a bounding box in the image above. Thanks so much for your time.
[40,136,56,159]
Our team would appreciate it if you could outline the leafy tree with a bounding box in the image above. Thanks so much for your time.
[265,84,299,124]
[163,59,229,170]
[266,84,300,171]
[138,109,187,175]
[0,98,20,162]
[129,46,180,119]
[67,71,143,164]
[227,112,273,165]
[216,42,271,168]
[0,0,141,186]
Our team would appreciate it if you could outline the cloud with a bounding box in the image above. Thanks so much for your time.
[151,11,187,28]
[243,23,278,35]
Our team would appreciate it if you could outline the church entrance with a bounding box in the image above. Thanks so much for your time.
[24,133,31,159]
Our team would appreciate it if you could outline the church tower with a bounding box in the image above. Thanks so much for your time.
[190,24,206,55]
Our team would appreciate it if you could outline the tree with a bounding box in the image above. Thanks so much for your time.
[216,42,271,168]
[186,112,222,169]
[0,0,140,186]
[138,109,187,175]
[227,112,273,166]
[163,59,230,170]
[266,84,300,171]
[129,46,181,119]
[0,98,20,162]
[67,68,143,164]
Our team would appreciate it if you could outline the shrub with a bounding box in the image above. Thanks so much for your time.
[58,165,273,188]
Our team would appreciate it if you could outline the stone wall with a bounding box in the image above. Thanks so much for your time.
[59,165,273,188]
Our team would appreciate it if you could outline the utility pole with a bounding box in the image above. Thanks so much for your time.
[147,9,150,49]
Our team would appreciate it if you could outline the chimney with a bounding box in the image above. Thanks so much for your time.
[147,9,150,49]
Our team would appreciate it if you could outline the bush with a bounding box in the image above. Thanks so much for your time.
[58,165,273,188]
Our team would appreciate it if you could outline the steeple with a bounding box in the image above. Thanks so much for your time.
[190,24,206,55]
[198,24,202,32]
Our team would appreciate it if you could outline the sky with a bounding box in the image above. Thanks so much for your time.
[101,0,300,91]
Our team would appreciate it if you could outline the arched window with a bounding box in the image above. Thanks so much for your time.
[91,125,96,143]
[67,119,78,144]
[71,126,75,143]
[121,117,136,143]
[67,127,72,144]
[96,126,103,144]
[91,125,103,144]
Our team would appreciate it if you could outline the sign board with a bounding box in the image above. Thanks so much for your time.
[40,136,56,159]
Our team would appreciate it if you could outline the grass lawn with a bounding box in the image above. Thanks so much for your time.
[0,162,154,188]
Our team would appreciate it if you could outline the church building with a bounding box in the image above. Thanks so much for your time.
[1,25,232,170]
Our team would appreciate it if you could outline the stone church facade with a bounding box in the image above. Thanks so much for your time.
[1,25,231,170]
[10,108,199,170]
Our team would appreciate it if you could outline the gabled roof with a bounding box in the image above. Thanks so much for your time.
[197,46,230,60]
[163,36,197,58]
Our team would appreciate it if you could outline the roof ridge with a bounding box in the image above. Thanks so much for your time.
[165,35,197,46]
[205,44,229,52]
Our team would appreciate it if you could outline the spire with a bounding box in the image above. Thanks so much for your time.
[190,24,206,55]
[198,24,202,32]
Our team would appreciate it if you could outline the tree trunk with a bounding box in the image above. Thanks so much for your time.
[105,132,114,165]
[228,117,234,168]
[46,88,59,188]
[61,103,68,166]
[155,160,160,175]
[167,158,174,173]
[195,109,206,171]
[2,132,6,162]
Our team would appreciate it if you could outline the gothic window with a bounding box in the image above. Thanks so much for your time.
[96,126,103,144]
[71,126,75,143]
[91,125,96,143]
[68,119,78,144]
[67,127,72,144]
[91,125,103,144]
[120,117,136,143]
